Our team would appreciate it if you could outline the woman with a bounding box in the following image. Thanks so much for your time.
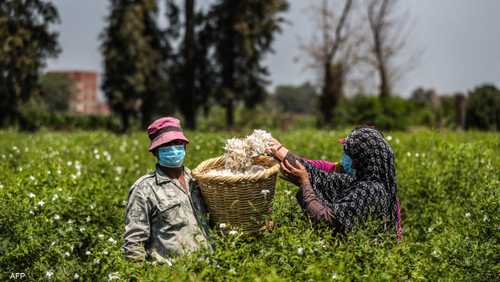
[268,127,402,239]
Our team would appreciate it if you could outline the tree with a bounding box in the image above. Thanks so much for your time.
[169,0,214,129]
[365,0,409,98]
[100,0,166,132]
[207,0,288,128]
[302,0,357,126]
[466,84,500,131]
[0,0,60,128]
[273,83,318,114]
[39,73,73,113]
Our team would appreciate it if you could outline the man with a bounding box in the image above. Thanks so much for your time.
[123,117,210,263]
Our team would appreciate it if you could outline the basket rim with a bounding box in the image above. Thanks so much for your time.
[192,155,280,182]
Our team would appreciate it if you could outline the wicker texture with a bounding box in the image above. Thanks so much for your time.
[192,156,279,233]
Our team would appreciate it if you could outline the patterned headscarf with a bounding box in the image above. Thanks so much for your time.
[303,127,400,234]
[344,127,398,227]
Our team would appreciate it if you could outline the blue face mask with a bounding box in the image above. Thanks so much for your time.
[158,145,186,168]
[341,153,355,177]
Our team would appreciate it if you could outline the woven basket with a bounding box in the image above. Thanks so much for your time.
[192,156,279,233]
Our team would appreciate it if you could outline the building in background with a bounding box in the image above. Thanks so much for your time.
[47,70,110,115]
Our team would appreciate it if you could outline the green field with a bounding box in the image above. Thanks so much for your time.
[0,129,498,281]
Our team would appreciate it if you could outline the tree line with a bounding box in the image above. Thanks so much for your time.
[1,0,498,132]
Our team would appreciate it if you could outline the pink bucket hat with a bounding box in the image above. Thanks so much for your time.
[147,117,189,152]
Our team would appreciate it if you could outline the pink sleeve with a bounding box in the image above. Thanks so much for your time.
[305,159,336,172]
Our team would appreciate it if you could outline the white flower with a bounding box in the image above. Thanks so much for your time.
[64,251,70,257]
[297,247,305,255]
[46,270,54,279]
[54,214,60,221]
[86,216,91,222]
[108,237,117,245]
[28,192,36,198]
[52,194,59,201]
[228,268,237,275]
[67,219,74,224]
[115,166,123,175]
[29,210,34,215]
[386,135,393,141]
[29,175,36,181]
[80,227,86,232]
[37,200,45,207]
[51,241,56,246]
[108,272,120,281]
[98,234,104,239]
[332,272,338,280]
[260,189,270,196]
[427,227,433,233]
[121,200,127,206]
[395,138,400,144]
[228,230,238,236]
[103,250,109,255]
[73,273,79,280]
[94,258,100,265]
[483,215,489,222]
[219,223,227,229]
[57,169,62,175]
[85,251,91,255]
[465,212,471,218]
[406,152,411,157]
[67,161,73,167]
[0,183,3,189]
[90,204,95,210]
[415,153,420,158]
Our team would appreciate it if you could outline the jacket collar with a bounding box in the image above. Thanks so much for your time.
[155,164,192,185]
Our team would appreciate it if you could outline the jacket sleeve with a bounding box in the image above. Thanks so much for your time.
[298,181,335,225]
[285,151,336,172]
[123,186,151,262]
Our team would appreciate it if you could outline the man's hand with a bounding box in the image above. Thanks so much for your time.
[280,159,309,186]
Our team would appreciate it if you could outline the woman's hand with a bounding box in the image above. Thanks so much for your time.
[266,138,288,161]
[280,159,309,186]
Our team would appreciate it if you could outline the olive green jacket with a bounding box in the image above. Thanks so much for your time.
[123,165,209,263]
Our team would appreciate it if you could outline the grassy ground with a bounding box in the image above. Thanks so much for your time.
[0,129,498,281]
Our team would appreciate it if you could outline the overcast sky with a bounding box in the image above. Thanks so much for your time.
[46,0,500,97]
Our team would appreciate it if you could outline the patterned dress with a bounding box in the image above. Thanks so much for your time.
[289,127,402,239]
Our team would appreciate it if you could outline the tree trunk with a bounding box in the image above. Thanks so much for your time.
[454,94,466,130]
[121,110,130,133]
[182,0,197,130]
[379,62,390,99]
[319,63,344,127]
[226,98,234,129]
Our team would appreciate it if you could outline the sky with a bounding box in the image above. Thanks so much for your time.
[46,0,500,97]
